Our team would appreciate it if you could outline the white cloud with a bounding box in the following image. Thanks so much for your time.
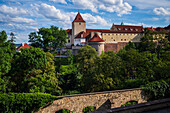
[98,0,132,16]
[124,22,156,27]
[49,0,67,4]
[69,0,132,16]
[0,5,28,16]
[154,7,170,16]
[36,3,70,22]
[34,3,110,28]
[81,13,110,27]
[152,17,160,21]
[0,14,36,25]
[70,0,98,13]
[11,17,36,24]
[124,0,170,9]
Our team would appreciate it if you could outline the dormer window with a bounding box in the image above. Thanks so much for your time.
[130,28,133,31]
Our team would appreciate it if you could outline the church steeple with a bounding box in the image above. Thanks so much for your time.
[73,12,85,22]
[121,21,124,25]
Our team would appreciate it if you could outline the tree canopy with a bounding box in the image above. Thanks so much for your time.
[28,26,68,53]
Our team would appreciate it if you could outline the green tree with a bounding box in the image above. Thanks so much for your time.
[0,31,13,93]
[8,47,60,94]
[0,31,13,76]
[124,41,136,51]
[118,49,155,80]
[76,45,98,92]
[28,26,68,53]
[95,51,123,90]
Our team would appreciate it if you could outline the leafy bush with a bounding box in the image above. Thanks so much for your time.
[142,80,170,100]
[0,93,62,113]
[121,101,138,107]
[55,109,74,113]
[83,106,96,113]
[121,79,147,89]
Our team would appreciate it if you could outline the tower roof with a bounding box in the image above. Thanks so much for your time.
[88,33,105,42]
[73,12,85,22]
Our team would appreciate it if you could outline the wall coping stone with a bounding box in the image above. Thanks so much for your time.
[58,88,142,98]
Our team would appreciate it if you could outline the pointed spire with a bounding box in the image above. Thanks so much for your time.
[121,21,124,25]
[73,12,85,22]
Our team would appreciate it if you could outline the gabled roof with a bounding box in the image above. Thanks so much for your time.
[75,31,88,39]
[73,12,85,22]
[66,29,72,35]
[146,27,156,31]
[17,43,31,49]
[88,33,105,42]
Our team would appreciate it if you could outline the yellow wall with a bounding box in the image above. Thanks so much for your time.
[102,33,144,43]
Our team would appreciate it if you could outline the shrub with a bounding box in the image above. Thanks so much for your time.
[83,106,96,113]
[55,109,73,113]
[121,101,138,107]
[0,93,62,113]
[141,80,169,100]
[121,79,147,89]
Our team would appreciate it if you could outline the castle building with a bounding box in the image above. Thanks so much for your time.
[66,12,169,55]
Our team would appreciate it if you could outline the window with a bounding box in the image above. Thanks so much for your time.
[130,28,133,31]
[79,23,81,25]
[68,40,70,43]
[114,39,115,41]
[108,34,110,35]
[121,39,123,41]
[124,39,126,41]
[111,37,113,39]
[105,39,106,41]
[124,28,127,30]
[118,28,121,30]
[135,29,138,31]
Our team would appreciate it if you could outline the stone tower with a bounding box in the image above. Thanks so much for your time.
[72,12,86,45]
[88,33,105,55]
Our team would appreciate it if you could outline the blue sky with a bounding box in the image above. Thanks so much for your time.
[0,0,170,43]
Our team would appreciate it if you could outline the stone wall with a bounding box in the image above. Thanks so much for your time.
[94,98,170,113]
[36,88,147,113]
[102,33,143,43]
[104,42,128,53]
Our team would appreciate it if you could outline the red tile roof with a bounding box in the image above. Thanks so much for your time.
[146,27,156,31]
[66,29,72,35]
[75,31,89,39]
[146,27,166,32]
[73,12,85,22]
[17,43,31,49]
[66,25,144,36]
[88,33,105,42]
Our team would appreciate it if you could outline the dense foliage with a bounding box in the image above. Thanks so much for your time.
[0,93,61,113]
[121,101,138,107]
[28,26,68,53]
[0,27,169,112]
[142,79,170,100]
[82,106,96,113]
